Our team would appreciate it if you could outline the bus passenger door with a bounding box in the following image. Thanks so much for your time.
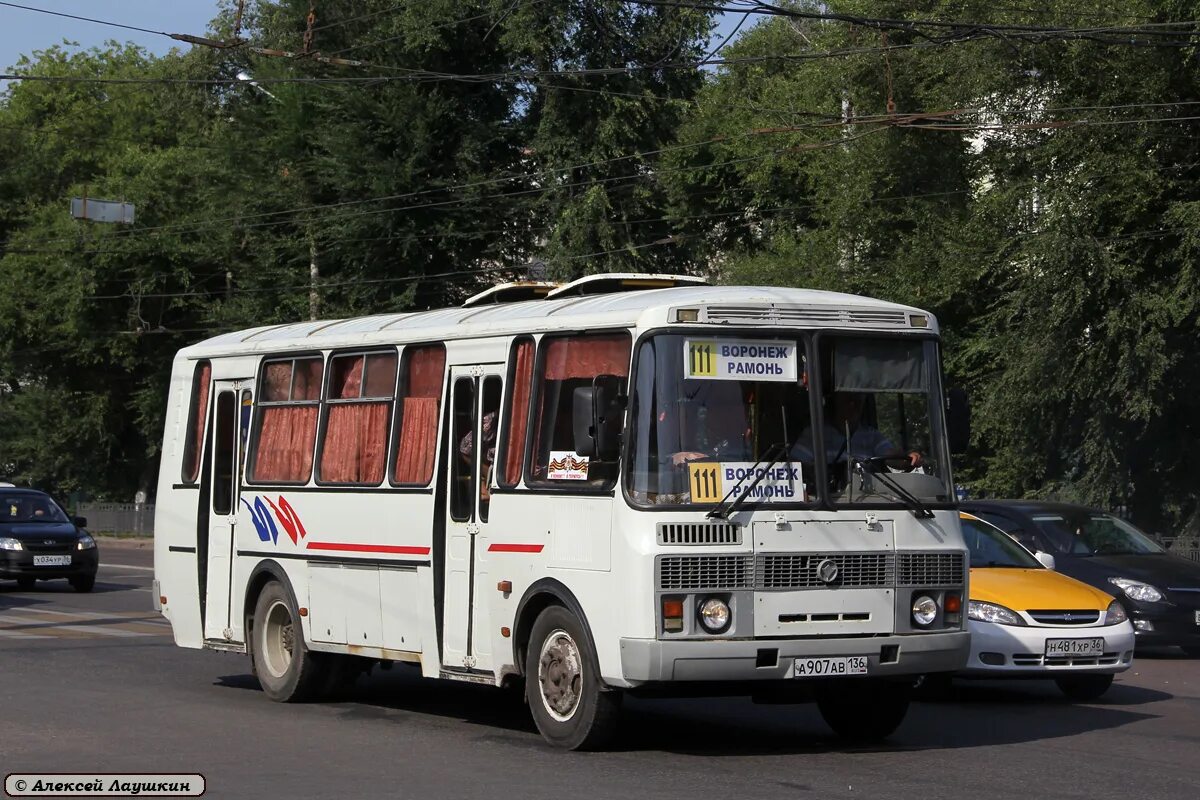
[441,365,503,670]
[202,381,243,641]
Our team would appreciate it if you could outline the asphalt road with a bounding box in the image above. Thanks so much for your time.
[2,539,1198,800]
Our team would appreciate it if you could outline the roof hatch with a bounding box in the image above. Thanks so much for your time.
[461,281,561,308]
[544,273,709,299]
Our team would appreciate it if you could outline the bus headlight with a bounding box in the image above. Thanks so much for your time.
[911,595,938,627]
[698,597,731,634]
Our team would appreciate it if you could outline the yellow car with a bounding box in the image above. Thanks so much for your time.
[957,512,1135,700]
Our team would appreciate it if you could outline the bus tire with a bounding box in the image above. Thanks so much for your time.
[251,581,328,702]
[817,679,911,742]
[524,605,621,750]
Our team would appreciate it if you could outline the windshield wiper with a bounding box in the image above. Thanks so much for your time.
[851,457,934,519]
[707,434,803,520]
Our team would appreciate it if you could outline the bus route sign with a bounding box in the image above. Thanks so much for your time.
[683,338,797,382]
[687,461,806,504]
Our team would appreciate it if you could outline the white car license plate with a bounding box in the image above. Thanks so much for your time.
[1045,637,1104,657]
[1195,610,1200,625]
[32,555,71,566]
[794,656,869,678]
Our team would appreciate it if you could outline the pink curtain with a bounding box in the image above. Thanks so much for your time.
[254,406,318,482]
[393,397,439,484]
[263,362,292,401]
[503,340,534,485]
[185,362,211,482]
[364,352,398,398]
[330,355,364,399]
[292,358,323,400]
[407,346,445,397]
[542,334,630,380]
[320,402,389,484]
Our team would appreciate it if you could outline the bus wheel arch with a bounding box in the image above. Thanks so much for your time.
[512,579,598,679]
[513,580,622,750]
[243,561,327,702]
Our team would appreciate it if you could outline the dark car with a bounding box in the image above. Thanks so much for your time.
[960,500,1200,656]
[0,487,99,592]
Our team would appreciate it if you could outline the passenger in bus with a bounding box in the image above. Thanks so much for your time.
[459,410,498,497]
[795,392,922,468]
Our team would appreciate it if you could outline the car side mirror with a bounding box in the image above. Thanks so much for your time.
[946,387,971,455]
[73,516,88,529]
[1035,551,1056,570]
[572,376,624,460]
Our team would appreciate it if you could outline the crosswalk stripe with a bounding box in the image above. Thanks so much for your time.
[19,607,164,623]
[0,628,47,639]
[0,610,169,639]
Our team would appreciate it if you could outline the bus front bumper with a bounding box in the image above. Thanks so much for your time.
[618,631,970,683]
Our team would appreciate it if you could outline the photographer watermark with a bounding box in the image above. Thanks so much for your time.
[5,774,204,797]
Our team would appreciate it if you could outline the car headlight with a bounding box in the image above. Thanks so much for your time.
[912,595,938,626]
[967,600,1027,626]
[1104,600,1128,625]
[1108,577,1163,603]
[697,597,731,633]
[0,537,23,551]
[76,534,96,551]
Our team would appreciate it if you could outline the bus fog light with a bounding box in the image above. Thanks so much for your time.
[912,595,938,627]
[698,597,731,633]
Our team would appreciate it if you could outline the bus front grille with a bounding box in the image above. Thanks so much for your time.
[896,552,965,586]
[657,551,963,591]
[657,555,755,590]
[757,553,893,589]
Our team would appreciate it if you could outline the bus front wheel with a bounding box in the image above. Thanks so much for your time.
[524,605,621,750]
[251,581,328,702]
[816,679,911,742]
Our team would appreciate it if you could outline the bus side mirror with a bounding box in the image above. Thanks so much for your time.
[947,387,971,455]
[573,376,623,460]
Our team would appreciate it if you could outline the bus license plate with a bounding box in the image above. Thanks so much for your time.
[33,555,71,566]
[794,656,869,678]
[1045,638,1103,657]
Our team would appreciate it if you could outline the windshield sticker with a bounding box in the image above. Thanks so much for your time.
[687,461,805,503]
[684,338,798,382]
[548,451,590,480]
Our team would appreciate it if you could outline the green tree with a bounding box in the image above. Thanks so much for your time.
[666,0,1200,535]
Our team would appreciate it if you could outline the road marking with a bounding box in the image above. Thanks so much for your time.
[100,563,154,572]
[0,608,170,640]
[0,628,46,639]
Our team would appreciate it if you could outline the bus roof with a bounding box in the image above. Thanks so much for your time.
[179,284,934,359]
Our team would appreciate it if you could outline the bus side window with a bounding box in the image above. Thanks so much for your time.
[498,337,534,488]
[479,376,502,522]
[528,333,631,489]
[392,345,446,486]
[450,378,476,522]
[181,361,211,483]
[249,355,324,484]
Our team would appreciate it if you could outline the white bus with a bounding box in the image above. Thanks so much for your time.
[153,275,971,749]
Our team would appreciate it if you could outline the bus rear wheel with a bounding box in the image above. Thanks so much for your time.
[524,605,621,750]
[251,581,328,702]
[817,679,912,742]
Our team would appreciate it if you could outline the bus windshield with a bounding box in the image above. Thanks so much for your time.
[626,332,953,509]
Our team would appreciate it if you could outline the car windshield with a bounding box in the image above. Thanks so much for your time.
[961,516,1041,568]
[1,494,70,523]
[1030,512,1165,556]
